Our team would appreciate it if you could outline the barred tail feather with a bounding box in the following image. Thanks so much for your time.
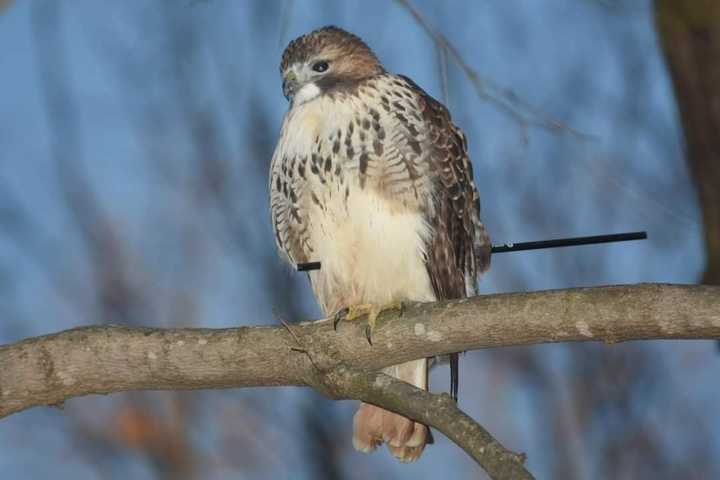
[352,358,429,462]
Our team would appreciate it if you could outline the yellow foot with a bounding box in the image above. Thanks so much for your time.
[333,302,404,345]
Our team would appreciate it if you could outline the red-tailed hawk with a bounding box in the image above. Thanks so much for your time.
[270,26,490,462]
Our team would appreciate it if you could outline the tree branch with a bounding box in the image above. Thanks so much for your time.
[316,367,531,478]
[2,284,718,477]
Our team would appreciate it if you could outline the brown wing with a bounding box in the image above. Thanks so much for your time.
[399,75,491,399]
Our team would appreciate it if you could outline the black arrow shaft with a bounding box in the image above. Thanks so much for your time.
[490,231,647,253]
[296,231,648,271]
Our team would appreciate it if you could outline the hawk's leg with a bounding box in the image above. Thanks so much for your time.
[333,302,404,345]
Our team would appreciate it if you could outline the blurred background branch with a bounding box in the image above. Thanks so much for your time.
[655,1,720,285]
[394,0,594,140]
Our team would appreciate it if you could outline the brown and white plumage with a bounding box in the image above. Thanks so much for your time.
[270,26,490,462]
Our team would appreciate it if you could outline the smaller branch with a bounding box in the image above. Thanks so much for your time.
[316,366,533,479]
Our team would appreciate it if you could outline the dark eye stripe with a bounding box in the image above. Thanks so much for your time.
[312,61,329,73]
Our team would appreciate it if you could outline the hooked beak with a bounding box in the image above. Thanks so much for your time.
[283,71,298,101]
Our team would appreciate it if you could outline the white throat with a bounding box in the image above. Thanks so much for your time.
[292,82,322,107]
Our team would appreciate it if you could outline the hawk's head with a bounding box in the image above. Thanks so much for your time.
[280,26,384,106]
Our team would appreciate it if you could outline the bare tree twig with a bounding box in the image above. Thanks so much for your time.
[1,284,719,476]
[395,0,595,140]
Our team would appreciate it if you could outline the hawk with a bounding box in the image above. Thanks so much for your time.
[270,26,490,462]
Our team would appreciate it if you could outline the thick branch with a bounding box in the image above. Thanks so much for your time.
[2,283,718,419]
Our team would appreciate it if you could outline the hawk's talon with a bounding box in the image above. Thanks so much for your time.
[333,307,350,330]
[365,308,378,345]
[332,302,403,345]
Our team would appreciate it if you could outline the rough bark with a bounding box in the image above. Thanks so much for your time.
[655,1,720,284]
[2,283,719,478]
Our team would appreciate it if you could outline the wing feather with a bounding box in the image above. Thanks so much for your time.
[398,75,491,399]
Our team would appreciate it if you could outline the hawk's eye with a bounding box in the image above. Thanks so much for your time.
[312,61,329,73]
